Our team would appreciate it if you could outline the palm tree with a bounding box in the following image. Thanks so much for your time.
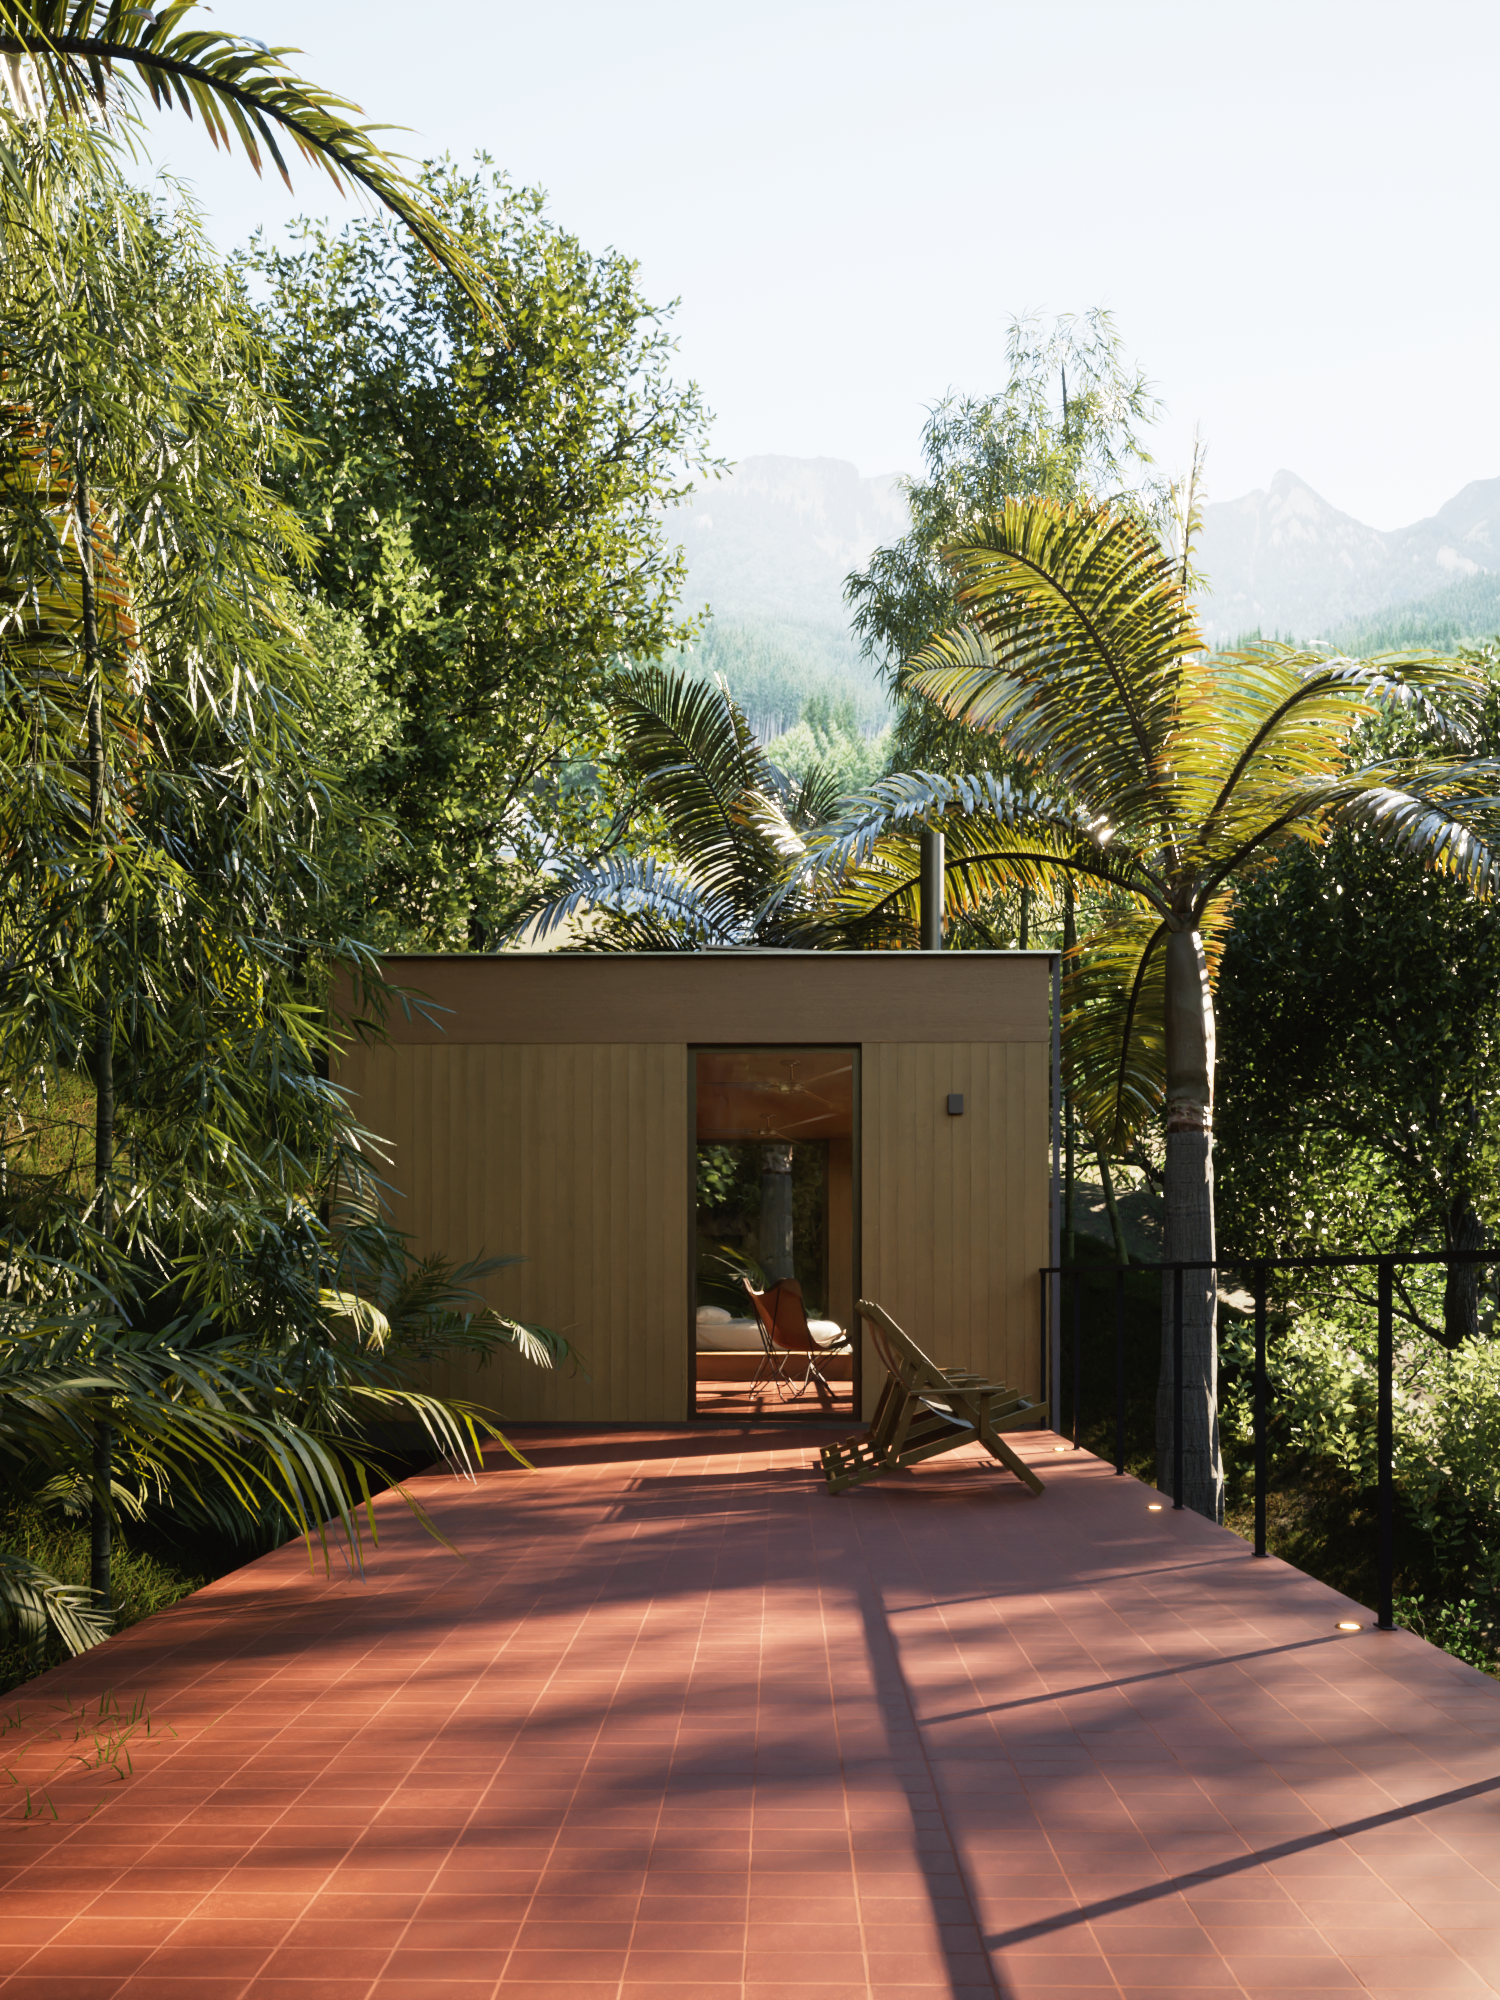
[518,663,843,948]
[781,497,1500,1519]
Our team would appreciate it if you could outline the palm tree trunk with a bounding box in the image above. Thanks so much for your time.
[80,454,114,1621]
[1157,928,1223,1520]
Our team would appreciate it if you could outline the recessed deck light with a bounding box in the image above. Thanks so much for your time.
[1336,1619,1362,1631]
[1147,1502,1163,1512]
[1053,1444,1067,1452]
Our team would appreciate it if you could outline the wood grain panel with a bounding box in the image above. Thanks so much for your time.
[344,951,1050,1046]
[859,1043,1048,1419]
[338,1042,690,1422]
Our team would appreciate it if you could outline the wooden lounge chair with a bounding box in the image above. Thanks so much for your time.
[741,1277,849,1405]
[819,1299,1048,1495]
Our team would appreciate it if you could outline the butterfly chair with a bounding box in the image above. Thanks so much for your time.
[742,1278,850,1405]
[819,1300,1048,1495]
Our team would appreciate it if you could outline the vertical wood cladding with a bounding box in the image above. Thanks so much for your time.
[335,956,1052,1428]
[858,1042,1049,1419]
[339,1040,689,1422]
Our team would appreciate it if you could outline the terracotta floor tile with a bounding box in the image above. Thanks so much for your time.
[364,1984,496,2000]
[12,1431,1500,2000]
[0,1984,125,2000]
[500,1947,630,1978]
[113,1981,251,2000]
[249,1985,373,2000]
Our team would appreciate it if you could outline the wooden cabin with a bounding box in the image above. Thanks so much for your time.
[334,951,1055,1424]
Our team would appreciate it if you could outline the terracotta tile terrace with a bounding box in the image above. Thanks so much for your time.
[5,1424,1500,1999]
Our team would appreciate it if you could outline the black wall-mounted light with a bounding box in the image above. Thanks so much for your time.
[947,1093,964,1116]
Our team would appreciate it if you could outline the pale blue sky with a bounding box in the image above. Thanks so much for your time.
[136,0,1496,530]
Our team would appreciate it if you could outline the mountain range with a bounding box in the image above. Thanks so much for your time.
[676,456,1500,645]
[1196,471,1500,639]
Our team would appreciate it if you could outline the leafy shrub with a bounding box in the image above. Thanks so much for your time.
[1220,1307,1500,1617]
[1395,1594,1499,1674]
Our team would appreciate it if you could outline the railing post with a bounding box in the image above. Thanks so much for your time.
[1072,1266,1082,1449]
[1172,1264,1184,1511]
[1039,1266,1049,1413]
[1253,1263,1268,1558]
[1377,1256,1394,1631]
[1114,1265,1125,1476]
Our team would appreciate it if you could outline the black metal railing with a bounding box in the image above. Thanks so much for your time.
[1040,1250,1500,1634]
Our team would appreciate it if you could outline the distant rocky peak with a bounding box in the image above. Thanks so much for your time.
[1197,470,1500,639]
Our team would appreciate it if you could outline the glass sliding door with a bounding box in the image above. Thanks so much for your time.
[691,1047,858,1419]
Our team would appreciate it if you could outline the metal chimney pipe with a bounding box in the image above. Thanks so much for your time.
[919,825,944,950]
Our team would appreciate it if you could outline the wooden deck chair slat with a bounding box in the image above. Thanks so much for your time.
[818,1300,1049,1497]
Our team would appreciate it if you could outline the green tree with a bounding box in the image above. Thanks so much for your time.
[0,127,558,1658]
[845,309,1157,775]
[1217,826,1500,1344]
[783,499,1500,1519]
[251,162,719,949]
[764,690,891,796]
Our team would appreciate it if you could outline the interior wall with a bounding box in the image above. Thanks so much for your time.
[338,1039,689,1422]
[859,1041,1049,1419]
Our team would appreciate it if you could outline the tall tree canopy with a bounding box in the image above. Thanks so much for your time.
[1217,826,1500,1345]
[252,162,719,950]
[0,127,558,1658]
[845,309,1158,777]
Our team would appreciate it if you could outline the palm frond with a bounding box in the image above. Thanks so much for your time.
[0,1546,110,1653]
[777,758,847,830]
[609,664,780,918]
[0,2,489,311]
[522,853,749,950]
[1173,645,1491,859]
[768,768,1161,939]
[1065,896,1234,1151]
[903,497,1201,824]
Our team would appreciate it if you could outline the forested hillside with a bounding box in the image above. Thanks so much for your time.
[663,615,890,742]
[1322,570,1500,653]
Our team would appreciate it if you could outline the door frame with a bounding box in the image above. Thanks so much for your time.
[687,1043,862,1421]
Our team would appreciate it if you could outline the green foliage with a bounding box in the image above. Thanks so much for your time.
[765,691,892,795]
[0,1499,206,1695]
[0,129,565,1663]
[1395,1594,1499,1673]
[791,504,1500,1155]
[521,664,845,950]
[1217,829,1500,1341]
[250,160,718,949]
[0,124,363,1274]
[846,310,1158,676]
[1219,1306,1500,1642]
[696,1145,747,1210]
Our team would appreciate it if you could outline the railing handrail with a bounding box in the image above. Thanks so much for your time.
[1044,1249,1500,1271]
[1037,1245,1469,1632]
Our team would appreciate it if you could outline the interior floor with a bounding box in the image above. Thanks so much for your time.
[694,1372,856,1419]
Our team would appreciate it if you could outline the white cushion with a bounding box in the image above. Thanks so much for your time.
[695,1305,732,1324]
[696,1319,763,1351]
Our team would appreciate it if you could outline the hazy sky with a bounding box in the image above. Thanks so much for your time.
[135,0,1496,530]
